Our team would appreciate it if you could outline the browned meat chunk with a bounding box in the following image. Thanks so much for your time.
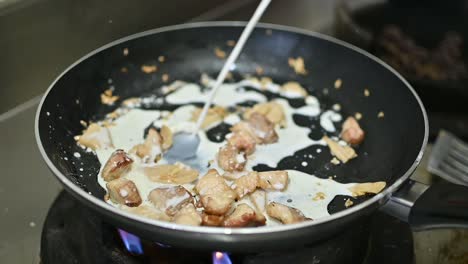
[195,169,237,215]
[148,186,193,216]
[233,172,259,198]
[201,213,225,227]
[341,117,365,145]
[249,189,267,214]
[243,101,286,127]
[258,171,288,191]
[130,128,162,163]
[231,113,278,145]
[101,149,133,182]
[266,202,310,224]
[246,113,278,144]
[222,204,266,227]
[217,145,246,172]
[77,123,113,150]
[323,136,357,163]
[227,130,256,155]
[106,178,142,207]
[172,204,202,226]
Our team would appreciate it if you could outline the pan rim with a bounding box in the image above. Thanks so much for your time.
[35,21,429,235]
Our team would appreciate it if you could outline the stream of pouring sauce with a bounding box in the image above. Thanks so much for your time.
[93,77,363,225]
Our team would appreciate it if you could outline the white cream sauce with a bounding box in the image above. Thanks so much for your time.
[90,78,361,226]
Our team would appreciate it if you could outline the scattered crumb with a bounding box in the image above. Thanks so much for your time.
[281,81,308,97]
[29,221,36,227]
[158,56,165,63]
[331,157,340,165]
[345,199,354,208]
[214,47,226,59]
[141,65,158,73]
[120,67,128,73]
[162,73,169,83]
[349,182,386,196]
[123,48,129,56]
[74,135,80,141]
[378,111,385,118]
[226,40,236,47]
[364,89,370,97]
[334,79,342,89]
[288,57,308,75]
[323,88,329,95]
[122,97,141,108]
[332,104,341,111]
[100,89,119,105]
[301,161,308,167]
[79,120,87,127]
[266,29,273,35]
[355,112,362,120]
[256,66,264,75]
[323,136,357,163]
[312,192,326,201]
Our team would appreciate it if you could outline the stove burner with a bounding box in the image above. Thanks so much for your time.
[40,192,413,264]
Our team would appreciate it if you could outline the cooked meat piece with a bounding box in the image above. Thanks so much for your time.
[201,213,225,227]
[195,169,237,215]
[77,123,113,150]
[159,125,173,151]
[141,65,158,73]
[101,149,133,181]
[144,162,199,184]
[266,202,310,224]
[217,145,246,172]
[231,113,278,145]
[341,117,365,145]
[288,57,308,75]
[222,204,266,227]
[148,186,193,216]
[323,136,357,163]
[172,204,202,226]
[249,189,267,214]
[191,106,227,129]
[246,113,278,144]
[233,172,259,198]
[258,171,288,191]
[281,81,308,97]
[349,182,386,196]
[130,128,162,163]
[243,101,286,127]
[101,89,119,105]
[227,130,256,155]
[122,205,171,221]
[231,122,259,143]
[106,178,142,207]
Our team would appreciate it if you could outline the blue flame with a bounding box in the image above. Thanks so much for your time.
[212,251,232,264]
[118,229,143,255]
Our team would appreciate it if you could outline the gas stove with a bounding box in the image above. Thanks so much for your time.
[40,192,412,264]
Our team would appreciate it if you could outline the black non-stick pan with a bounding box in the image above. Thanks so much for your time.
[35,22,468,252]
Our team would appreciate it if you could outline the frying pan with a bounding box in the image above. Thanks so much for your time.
[35,22,468,252]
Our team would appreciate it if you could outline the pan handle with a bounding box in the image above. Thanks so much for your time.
[381,179,468,229]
